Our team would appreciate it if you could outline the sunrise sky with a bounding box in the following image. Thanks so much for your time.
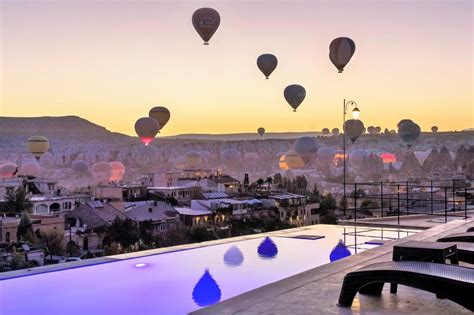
[1,0,472,136]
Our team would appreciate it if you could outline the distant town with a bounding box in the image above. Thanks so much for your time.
[0,116,472,271]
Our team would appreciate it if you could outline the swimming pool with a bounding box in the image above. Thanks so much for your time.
[0,225,416,315]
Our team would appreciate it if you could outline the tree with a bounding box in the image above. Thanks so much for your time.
[265,177,273,186]
[339,196,348,212]
[273,173,283,187]
[256,178,264,188]
[39,230,65,256]
[1,187,32,214]
[17,212,33,241]
[106,218,140,248]
[308,184,321,203]
[319,193,337,213]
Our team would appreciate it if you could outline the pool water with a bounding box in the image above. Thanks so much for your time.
[0,225,416,315]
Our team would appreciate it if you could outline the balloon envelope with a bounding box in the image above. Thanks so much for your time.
[72,160,89,174]
[257,127,265,137]
[317,147,336,165]
[349,149,368,169]
[378,152,397,164]
[284,84,306,112]
[192,8,220,45]
[344,119,365,143]
[257,54,278,79]
[91,162,113,184]
[149,107,171,131]
[27,136,49,160]
[294,137,319,164]
[135,117,160,146]
[279,150,305,170]
[109,161,125,182]
[0,162,18,178]
[431,126,438,133]
[329,37,356,73]
[19,161,40,177]
[332,128,340,136]
[398,120,421,147]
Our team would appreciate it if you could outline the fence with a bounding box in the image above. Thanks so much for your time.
[344,178,473,224]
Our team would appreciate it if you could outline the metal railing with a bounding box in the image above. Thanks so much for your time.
[344,178,473,224]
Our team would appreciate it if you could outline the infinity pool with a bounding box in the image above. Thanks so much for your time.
[0,225,416,315]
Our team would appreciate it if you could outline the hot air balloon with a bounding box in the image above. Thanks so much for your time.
[257,127,265,137]
[149,107,171,132]
[0,162,18,178]
[284,84,306,112]
[18,161,40,177]
[374,126,382,134]
[135,117,160,146]
[109,161,125,182]
[279,150,305,170]
[72,160,89,174]
[333,150,347,166]
[192,8,220,45]
[431,126,438,133]
[329,240,351,262]
[378,152,397,164]
[322,128,330,136]
[192,269,221,307]
[294,136,319,164]
[367,126,375,134]
[397,119,414,128]
[27,136,49,161]
[221,149,240,168]
[349,149,368,169]
[332,128,340,136]
[398,120,421,147]
[344,119,365,143]
[223,246,244,266]
[329,37,356,73]
[91,162,113,185]
[185,151,203,169]
[257,54,278,79]
[257,237,278,259]
[317,147,336,165]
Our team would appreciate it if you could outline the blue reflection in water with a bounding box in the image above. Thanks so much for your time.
[192,269,222,307]
[223,246,244,267]
[329,240,351,262]
[258,237,278,259]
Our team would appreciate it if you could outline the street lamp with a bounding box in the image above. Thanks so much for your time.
[342,99,360,214]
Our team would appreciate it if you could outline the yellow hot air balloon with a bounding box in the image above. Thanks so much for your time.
[27,136,49,161]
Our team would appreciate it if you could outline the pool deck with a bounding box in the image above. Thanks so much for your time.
[193,219,474,315]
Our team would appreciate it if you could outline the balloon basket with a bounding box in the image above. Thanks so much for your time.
[203,42,209,45]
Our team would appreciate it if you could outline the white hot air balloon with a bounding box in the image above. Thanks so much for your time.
[91,162,113,185]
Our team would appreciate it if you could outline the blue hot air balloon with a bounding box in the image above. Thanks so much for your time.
[257,237,278,259]
[329,240,351,262]
[192,269,222,307]
[223,246,244,267]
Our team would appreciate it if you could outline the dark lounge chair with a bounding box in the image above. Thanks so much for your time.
[456,242,474,264]
[437,232,474,243]
[338,261,474,311]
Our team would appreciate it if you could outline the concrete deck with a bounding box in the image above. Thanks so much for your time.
[193,219,474,315]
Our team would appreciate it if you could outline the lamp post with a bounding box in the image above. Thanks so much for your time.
[342,99,360,214]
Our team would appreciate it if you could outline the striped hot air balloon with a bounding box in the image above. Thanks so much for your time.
[27,136,49,161]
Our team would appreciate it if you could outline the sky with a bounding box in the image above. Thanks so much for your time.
[0,0,472,136]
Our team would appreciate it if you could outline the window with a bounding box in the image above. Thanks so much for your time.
[5,232,10,243]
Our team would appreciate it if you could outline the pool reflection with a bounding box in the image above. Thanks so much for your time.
[329,239,351,262]
[257,237,278,259]
[192,268,222,307]
[223,245,244,267]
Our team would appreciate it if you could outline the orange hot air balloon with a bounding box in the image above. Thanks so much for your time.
[109,161,125,182]
[192,8,221,45]
[378,152,397,164]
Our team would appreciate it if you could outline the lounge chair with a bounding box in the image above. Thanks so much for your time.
[456,242,474,264]
[338,261,474,311]
[437,232,474,243]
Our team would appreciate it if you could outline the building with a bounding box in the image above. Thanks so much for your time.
[148,185,201,204]
[269,193,319,226]
[141,169,214,187]
[208,175,240,193]
[174,207,213,227]
[124,201,180,233]
[95,184,148,202]
[0,214,65,244]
